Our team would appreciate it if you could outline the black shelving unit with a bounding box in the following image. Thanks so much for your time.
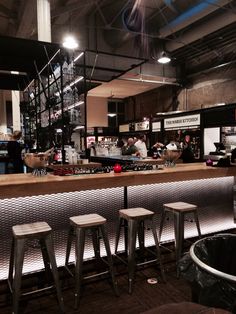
[22,49,88,163]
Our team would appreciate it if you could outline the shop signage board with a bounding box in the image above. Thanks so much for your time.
[119,124,129,132]
[152,121,161,132]
[164,114,200,130]
[135,121,149,131]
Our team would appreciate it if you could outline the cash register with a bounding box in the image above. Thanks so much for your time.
[207,142,226,161]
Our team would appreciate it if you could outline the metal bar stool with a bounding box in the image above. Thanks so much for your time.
[159,201,201,274]
[114,207,165,294]
[65,213,119,309]
[8,221,65,314]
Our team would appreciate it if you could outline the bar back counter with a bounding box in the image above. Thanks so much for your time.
[0,163,235,280]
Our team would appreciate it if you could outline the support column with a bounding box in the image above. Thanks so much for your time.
[37,0,51,42]
[11,90,21,131]
[0,91,7,134]
[233,177,236,222]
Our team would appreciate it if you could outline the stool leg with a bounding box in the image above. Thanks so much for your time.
[65,226,74,267]
[91,228,101,259]
[65,226,74,277]
[100,225,119,296]
[173,212,184,277]
[44,234,65,313]
[137,220,145,255]
[8,239,15,292]
[124,219,128,255]
[74,227,85,310]
[114,217,123,254]
[12,238,25,314]
[127,219,138,294]
[159,210,167,242]
[194,211,202,238]
[40,238,52,284]
[151,219,166,282]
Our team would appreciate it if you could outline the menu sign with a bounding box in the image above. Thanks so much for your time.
[164,114,200,129]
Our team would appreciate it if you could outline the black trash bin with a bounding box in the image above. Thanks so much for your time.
[179,233,236,313]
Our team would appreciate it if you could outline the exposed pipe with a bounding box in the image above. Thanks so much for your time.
[118,77,181,86]
[188,59,236,77]
[159,0,233,38]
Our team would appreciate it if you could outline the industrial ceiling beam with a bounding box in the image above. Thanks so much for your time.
[159,0,233,38]
[166,9,236,52]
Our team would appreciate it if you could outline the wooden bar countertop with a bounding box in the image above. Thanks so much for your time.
[0,163,235,199]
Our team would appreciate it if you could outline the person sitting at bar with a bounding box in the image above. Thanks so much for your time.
[150,141,165,158]
[122,138,139,156]
[135,134,147,158]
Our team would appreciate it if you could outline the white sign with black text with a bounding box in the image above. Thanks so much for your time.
[164,114,200,129]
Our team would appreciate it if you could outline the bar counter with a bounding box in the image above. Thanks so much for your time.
[0,163,235,280]
[0,163,235,199]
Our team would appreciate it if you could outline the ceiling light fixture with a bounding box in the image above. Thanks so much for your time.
[157,51,171,64]
[62,35,78,49]
[107,113,117,117]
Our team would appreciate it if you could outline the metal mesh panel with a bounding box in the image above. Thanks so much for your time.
[0,177,234,280]
[0,188,124,280]
[128,177,235,244]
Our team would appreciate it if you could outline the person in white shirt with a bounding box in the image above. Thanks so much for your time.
[135,134,147,158]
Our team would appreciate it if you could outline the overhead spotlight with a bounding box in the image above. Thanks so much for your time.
[62,35,78,49]
[157,51,171,64]
[107,113,116,117]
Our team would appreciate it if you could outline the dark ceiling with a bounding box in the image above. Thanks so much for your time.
[0,0,236,90]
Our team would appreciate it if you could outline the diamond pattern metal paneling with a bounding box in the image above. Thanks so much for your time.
[0,177,234,281]
[0,188,124,280]
[128,177,235,244]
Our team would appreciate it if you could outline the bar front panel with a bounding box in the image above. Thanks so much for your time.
[0,176,234,280]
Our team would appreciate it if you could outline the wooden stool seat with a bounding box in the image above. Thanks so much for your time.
[65,213,118,309]
[12,221,51,238]
[163,202,197,212]
[115,207,165,294]
[119,208,154,220]
[70,213,106,227]
[8,221,64,314]
[159,201,201,276]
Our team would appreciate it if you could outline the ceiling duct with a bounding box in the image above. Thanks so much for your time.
[159,0,233,38]
[122,6,143,32]
[103,5,143,49]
